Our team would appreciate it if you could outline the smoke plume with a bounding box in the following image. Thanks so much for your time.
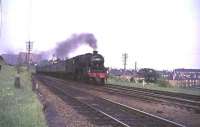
[55,33,97,59]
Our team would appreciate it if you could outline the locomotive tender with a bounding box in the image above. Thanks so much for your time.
[36,51,107,84]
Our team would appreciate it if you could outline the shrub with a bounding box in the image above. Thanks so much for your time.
[157,80,170,87]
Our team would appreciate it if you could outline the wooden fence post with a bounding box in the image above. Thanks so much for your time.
[14,73,20,88]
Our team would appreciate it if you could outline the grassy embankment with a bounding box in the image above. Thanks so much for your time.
[107,76,200,96]
[0,65,47,127]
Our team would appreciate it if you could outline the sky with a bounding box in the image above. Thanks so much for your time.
[0,0,199,70]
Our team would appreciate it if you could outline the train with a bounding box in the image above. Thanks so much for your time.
[138,68,158,82]
[36,51,107,84]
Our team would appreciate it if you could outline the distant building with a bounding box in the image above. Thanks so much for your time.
[2,52,42,65]
[157,70,173,80]
[173,69,200,80]
[18,52,42,65]
[169,69,200,87]
[2,54,18,65]
[108,68,135,76]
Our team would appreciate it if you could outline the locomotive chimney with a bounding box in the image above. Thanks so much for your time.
[93,50,98,54]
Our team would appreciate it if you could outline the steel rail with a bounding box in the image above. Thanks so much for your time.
[37,75,186,127]
[38,76,130,127]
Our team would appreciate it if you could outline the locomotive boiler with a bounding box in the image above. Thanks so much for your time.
[36,51,107,84]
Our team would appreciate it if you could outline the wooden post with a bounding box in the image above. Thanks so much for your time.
[14,73,20,88]
[142,79,145,87]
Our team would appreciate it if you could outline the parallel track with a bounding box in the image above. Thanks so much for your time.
[82,84,200,111]
[105,84,200,109]
[107,84,200,101]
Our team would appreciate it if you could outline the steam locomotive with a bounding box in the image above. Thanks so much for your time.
[36,51,107,84]
[138,68,158,82]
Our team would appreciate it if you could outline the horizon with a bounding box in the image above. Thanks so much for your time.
[0,0,199,70]
[1,51,200,71]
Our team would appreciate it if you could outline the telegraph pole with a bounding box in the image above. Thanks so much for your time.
[122,53,128,71]
[26,0,33,70]
[135,61,137,72]
[26,41,33,70]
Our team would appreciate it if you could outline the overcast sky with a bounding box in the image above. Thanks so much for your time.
[0,0,199,70]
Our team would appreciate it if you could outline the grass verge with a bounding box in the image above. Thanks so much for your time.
[107,76,200,96]
[0,65,47,127]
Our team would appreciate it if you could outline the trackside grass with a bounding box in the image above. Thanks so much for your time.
[0,65,47,127]
[107,76,200,96]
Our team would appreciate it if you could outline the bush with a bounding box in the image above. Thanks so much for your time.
[157,80,170,87]
[138,79,143,83]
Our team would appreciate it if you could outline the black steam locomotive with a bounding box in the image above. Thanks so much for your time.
[138,68,158,82]
[36,51,107,84]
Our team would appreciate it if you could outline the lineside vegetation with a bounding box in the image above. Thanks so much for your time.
[0,65,47,127]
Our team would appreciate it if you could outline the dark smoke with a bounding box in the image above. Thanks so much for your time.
[55,33,97,59]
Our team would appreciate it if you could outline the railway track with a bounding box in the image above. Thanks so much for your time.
[84,84,200,111]
[105,85,200,109]
[40,75,200,111]
[37,76,125,127]
[107,84,200,101]
[36,75,186,127]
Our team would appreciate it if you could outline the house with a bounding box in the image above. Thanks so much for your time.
[170,69,200,87]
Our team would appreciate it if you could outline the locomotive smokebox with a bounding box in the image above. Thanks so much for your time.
[93,50,98,54]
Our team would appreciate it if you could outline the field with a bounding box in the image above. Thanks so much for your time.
[0,65,47,127]
[107,76,200,96]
